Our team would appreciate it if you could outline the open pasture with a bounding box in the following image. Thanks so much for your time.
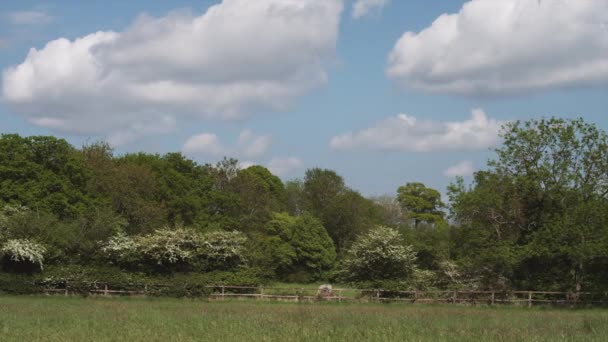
[0,296,607,341]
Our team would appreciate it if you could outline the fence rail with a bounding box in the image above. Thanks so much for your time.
[31,282,608,306]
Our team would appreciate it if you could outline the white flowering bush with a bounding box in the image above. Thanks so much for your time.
[198,231,247,271]
[1,239,46,270]
[339,226,417,281]
[101,233,139,265]
[101,228,248,272]
[137,228,202,266]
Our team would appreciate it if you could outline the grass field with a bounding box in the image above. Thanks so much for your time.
[0,296,607,341]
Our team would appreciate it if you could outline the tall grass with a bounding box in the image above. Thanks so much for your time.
[0,296,607,341]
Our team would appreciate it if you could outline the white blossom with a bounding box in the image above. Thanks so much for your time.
[1,239,46,269]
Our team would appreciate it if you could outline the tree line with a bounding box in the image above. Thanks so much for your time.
[0,117,607,292]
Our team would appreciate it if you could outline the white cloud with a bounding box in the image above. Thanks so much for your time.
[183,130,271,158]
[2,0,343,142]
[7,10,53,25]
[444,161,475,177]
[387,0,608,96]
[237,130,272,158]
[352,0,390,19]
[268,157,304,176]
[330,109,502,152]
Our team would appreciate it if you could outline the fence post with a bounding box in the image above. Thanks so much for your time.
[338,289,342,303]
[376,290,380,302]
[221,286,225,300]
[144,284,148,295]
[491,292,495,306]
[64,281,69,297]
[528,291,533,308]
[104,284,109,297]
[259,286,264,300]
[452,291,457,304]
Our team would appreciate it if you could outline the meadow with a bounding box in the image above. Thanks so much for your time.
[0,296,607,341]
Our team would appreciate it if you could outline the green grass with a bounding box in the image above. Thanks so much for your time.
[0,296,607,341]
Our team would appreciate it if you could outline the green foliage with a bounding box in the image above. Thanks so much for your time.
[303,169,380,252]
[449,117,608,291]
[289,214,337,280]
[250,213,336,282]
[397,182,445,228]
[284,179,307,216]
[370,195,404,228]
[0,134,92,218]
[400,223,450,270]
[0,273,42,294]
[1,121,607,293]
[303,168,346,214]
[322,190,381,253]
[231,165,286,231]
[339,226,417,282]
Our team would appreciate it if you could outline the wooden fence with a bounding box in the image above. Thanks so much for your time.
[37,282,608,307]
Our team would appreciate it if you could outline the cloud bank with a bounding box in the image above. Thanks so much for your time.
[2,0,343,143]
[330,109,502,152]
[387,0,608,96]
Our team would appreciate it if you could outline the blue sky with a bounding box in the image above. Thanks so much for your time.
[1,0,607,197]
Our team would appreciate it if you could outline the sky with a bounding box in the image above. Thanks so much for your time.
[0,0,607,197]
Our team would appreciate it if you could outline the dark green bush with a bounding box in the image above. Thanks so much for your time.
[0,273,41,294]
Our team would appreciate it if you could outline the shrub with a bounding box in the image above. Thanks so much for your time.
[101,233,138,266]
[138,228,201,267]
[339,226,417,282]
[101,228,248,273]
[0,273,41,294]
[1,239,46,272]
[198,230,247,271]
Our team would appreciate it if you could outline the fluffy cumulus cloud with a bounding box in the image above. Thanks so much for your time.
[444,161,475,177]
[7,10,54,25]
[268,157,304,176]
[183,129,271,159]
[352,0,390,19]
[330,109,502,152]
[387,0,608,95]
[2,0,343,142]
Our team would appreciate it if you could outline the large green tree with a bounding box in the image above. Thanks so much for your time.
[449,117,608,291]
[232,165,286,231]
[252,212,336,282]
[302,168,380,252]
[0,134,92,218]
[397,182,444,229]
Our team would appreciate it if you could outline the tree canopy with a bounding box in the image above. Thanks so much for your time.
[0,117,607,293]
